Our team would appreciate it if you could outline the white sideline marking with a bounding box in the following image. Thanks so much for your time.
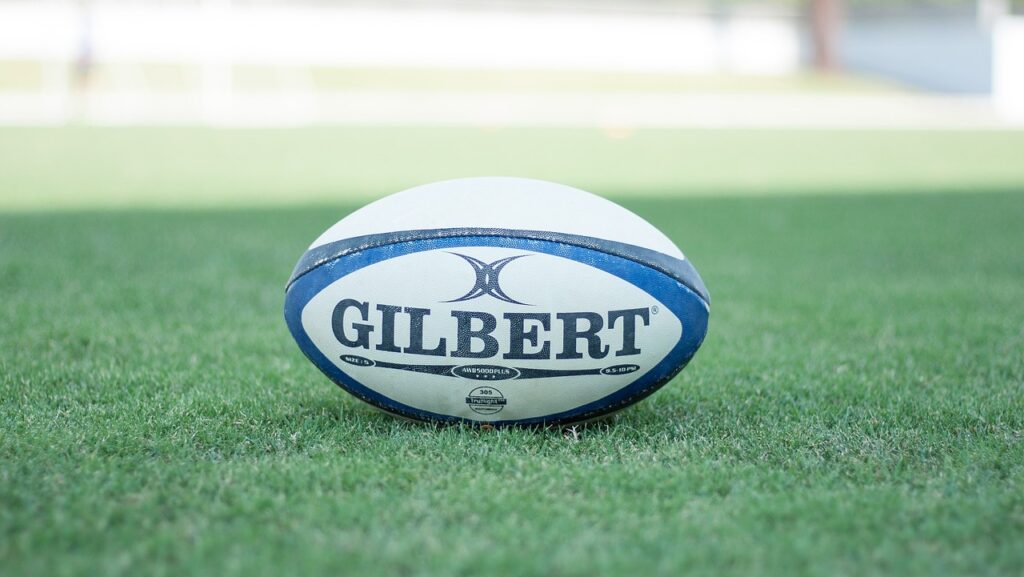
[0,91,1013,129]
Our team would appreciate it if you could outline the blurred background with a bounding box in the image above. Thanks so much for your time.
[6,6,1024,577]
[0,0,1022,209]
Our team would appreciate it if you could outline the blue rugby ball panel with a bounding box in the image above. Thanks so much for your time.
[287,227,710,304]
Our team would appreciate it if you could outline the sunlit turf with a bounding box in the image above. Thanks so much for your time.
[3,127,1024,210]
[2,188,1023,576]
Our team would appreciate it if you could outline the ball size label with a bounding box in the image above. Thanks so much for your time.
[465,387,507,415]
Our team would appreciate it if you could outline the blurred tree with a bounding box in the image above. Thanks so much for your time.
[810,0,844,71]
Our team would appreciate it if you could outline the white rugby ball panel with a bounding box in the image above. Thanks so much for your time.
[300,248,683,422]
[310,177,685,260]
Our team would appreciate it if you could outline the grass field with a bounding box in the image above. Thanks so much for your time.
[3,128,1024,211]
[1,127,1023,576]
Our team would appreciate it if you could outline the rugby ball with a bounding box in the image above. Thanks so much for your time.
[284,177,709,426]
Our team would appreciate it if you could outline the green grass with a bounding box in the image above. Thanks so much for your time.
[1,128,1023,576]
[3,127,1024,211]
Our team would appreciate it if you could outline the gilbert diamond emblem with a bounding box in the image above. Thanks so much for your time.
[445,253,529,305]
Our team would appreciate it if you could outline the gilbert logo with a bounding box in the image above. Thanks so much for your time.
[445,253,529,305]
[328,248,653,362]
